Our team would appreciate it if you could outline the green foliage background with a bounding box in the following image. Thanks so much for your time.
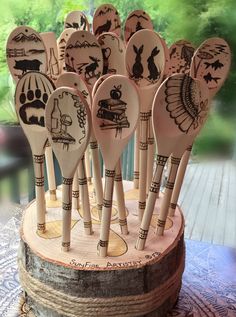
[0,0,235,155]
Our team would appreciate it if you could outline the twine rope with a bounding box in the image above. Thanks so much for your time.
[19,256,184,317]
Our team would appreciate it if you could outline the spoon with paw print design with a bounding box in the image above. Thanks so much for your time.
[15,71,55,233]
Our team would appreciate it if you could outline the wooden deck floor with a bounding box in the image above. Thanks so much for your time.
[179,160,236,248]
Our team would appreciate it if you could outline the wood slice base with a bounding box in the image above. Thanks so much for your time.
[19,181,185,317]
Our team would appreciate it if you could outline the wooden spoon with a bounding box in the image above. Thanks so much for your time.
[6,26,47,83]
[92,4,121,37]
[65,30,103,88]
[93,74,128,235]
[45,87,92,251]
[64,11,90,31]
[97,32,126,75]
[169,37,231,216]
[190,37,231,98]
[15,71,55,233]
[168,40,195,76]
[65,31,104,217]
[124,10,153,44]
[56,72,92,217]
[40,32,60,204]
[92,75,140,257]
[136,73,210,250]
[125,29,166,221]
[57,28,75,75]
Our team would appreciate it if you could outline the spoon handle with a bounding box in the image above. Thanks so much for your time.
[33,154,46,233]
[78,156,93,235]
[85,148,92,184]
[115,159,128,235]
[133,124,140,189]
[156,156,181,236]
[146,115,155,194]
[62,176,73,251]
[72,169,80,210]
[98,169,116,257]
[90,131,103,219]
[136,154,168,250]
[45,144,57,201]
[169,145,192,216]
[138,111,151,221]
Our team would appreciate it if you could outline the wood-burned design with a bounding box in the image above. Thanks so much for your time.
[97,85,130,138]
[65,11,89,31]
[65,31,103,86]
[48,47,59,78]
[17,72,54,128]
[191,39,231,92]
[49,91,87,150]
[165,75,208,134]
[131,45,160,84]
[98,33,125,75]
[57,28,75,73]
[93,4,121,37]
[6,26,46,81]
[169,40,195,75]
[124,10,153,43]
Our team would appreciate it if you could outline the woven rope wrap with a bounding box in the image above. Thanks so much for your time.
[18,256,184,317]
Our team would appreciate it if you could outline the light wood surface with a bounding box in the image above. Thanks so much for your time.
[78,156,93,235]
[93,4,121,37]
[21,181,183,267]
[15,71,55,232]
[97,32,126,75]
[92,75,139,256]
[168,40,195,77]
[45,87,91,250]
[40,32,59,82]
[57,28,75,74]
[45,144,57,202]
[124,10,153,44]
[6,26,47,82]
[125,29,166,221]
[65,30,103,88]
[115,160,128,234]
[190,37,231,98]
[72,169,80,210]
[136,74,210,249]
[64,10,90,31]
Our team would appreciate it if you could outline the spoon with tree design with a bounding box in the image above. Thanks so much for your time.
[125,29,166,221]
[124,10,153,44]
[169,37,231,217]
[45,87,92,251]
[15,71,55,233]
[56,72,92,218]
[92,75,139,257]
[136,73,209,250]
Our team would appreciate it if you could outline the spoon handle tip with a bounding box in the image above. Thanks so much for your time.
[62,177,73,251]
[33,154,46,234]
